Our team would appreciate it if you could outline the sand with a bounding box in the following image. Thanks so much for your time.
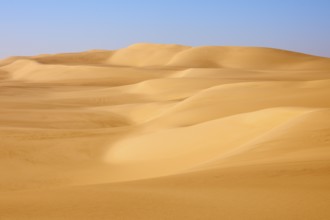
[0,43,330,219]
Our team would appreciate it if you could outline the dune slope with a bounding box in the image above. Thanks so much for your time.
[1,43,330,220]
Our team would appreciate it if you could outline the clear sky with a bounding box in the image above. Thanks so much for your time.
[1,0,330,58]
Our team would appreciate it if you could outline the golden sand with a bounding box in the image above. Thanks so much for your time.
[1,44,330,219]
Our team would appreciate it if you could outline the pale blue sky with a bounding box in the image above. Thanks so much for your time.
[1,0,330,58]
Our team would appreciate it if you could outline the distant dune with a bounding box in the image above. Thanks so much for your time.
[1,44,330,220]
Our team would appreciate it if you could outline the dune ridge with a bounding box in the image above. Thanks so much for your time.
[1,43,330,219]
[2,43,330,69]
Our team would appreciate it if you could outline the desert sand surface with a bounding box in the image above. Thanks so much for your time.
[1,43,330,219]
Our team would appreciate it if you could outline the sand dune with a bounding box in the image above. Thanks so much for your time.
[1,43,330,219]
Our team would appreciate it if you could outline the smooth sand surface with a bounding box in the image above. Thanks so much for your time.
[1,43,330,219]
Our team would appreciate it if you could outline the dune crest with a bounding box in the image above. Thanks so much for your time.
[1,44,330,220]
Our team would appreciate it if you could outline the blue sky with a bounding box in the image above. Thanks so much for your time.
[1,0,330,58]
